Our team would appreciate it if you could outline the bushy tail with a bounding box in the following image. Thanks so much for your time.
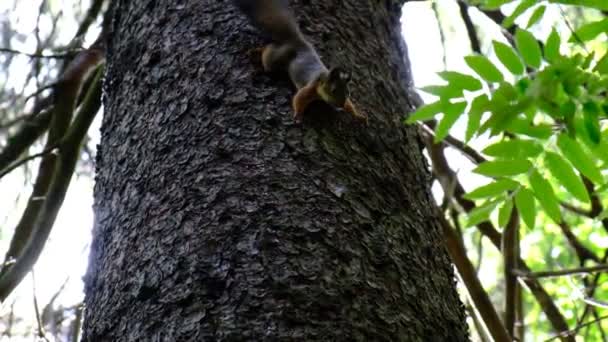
[232,0,304,45]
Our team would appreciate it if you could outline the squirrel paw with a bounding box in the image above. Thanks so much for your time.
[344,99,369,125]
[293,111,304,124]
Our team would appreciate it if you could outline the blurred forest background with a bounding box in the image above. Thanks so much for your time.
[0,0,607,340]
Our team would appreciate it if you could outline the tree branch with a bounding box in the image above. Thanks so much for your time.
[546,314,608,341]
[0,144,59,180]
[457,0,482,54]
[423,132,573,339]
[513,264,608,279]
[0,62,104,301]
[503,207,519,338]
[0,109,53,172]
[0,47,70,59]
[421,122,486,164]
[441,214,511,342]
[558,222,600,263]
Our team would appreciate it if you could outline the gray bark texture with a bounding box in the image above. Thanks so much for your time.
[82,0,468,341]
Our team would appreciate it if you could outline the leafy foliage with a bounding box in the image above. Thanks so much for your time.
[407,21,607,231]
[406,0,608,338]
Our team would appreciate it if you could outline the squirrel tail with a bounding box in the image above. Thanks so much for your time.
[232,0,305,46]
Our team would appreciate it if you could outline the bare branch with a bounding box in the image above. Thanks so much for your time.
[560,201,593,217]
[441,214,511,342]
[0,65,104,302]
[32,272,50,342]
[558,222,600,263]
[0,109,53,172]
[457,0,481,54]
[421,122,486,164]
[514,264,608,279]
[0,144,59,180]
[0,47,70,59]
[546,314,608,341]
[503,208,519,338]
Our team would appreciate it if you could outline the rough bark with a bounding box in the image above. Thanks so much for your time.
[82,0,468,340]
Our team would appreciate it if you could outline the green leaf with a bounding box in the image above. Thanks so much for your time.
[483,0,515,9]
[594,52,608,74]
[466,94,489,141]
[545,152,590,203]
[464,179,520,200]
[507,119,553,139]
[515,188,536,228]
[515,28,542,68]
[473,159,532,177]
[515,78,531,94]
[493,41,525,75]
[550,0,608,10]
[498,198,514,227]
[598,208,608,221]
[583,102,601,144]
[583,52,596,70]
[557,134,603,184]
[466,200,500,227]
[434,101,467,142]
[406,101,444,123]
[544,29,561,63]
[479,90,532,136]
[597,182,608,195]
[576,124,608,166]
[438,71,483,91]
[561,100,577,137]
[482,139,543,159]
[465,55,504,83]
[503,0,535,29]
[529,170,562,223]
[419,85,464,99]
[494,82,519,101]
[569,18,608,42]
[526,5,546,28]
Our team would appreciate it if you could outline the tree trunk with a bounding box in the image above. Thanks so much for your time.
[82,1,468,340]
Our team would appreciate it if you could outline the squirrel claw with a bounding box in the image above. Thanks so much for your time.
[293,110,304,124]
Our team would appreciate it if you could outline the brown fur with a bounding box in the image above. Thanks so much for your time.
[233,0,367,123]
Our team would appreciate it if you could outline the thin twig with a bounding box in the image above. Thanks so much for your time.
[583,297,608,309]
[457,0,481,54]
[0,144,59,179]
[421,123,486,164]
[592,309,607,341]
[558,5,589,52]
[560,201,593,218]
[577,252,608,332]
[545,314,608,341]
[2,298,17,337]
[431,1,448,70]
[513,264,608,279]
[0,47,69,59]
[23,82,57,105]
[32,271,50,342]
[558,222,600,263]
[0,115,29,130]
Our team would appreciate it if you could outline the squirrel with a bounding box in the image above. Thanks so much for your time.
[232,0,368,124]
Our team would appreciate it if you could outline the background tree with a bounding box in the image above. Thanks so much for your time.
[0,0,106,339]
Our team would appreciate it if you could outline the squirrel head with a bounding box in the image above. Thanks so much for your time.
[316,67,351,106]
